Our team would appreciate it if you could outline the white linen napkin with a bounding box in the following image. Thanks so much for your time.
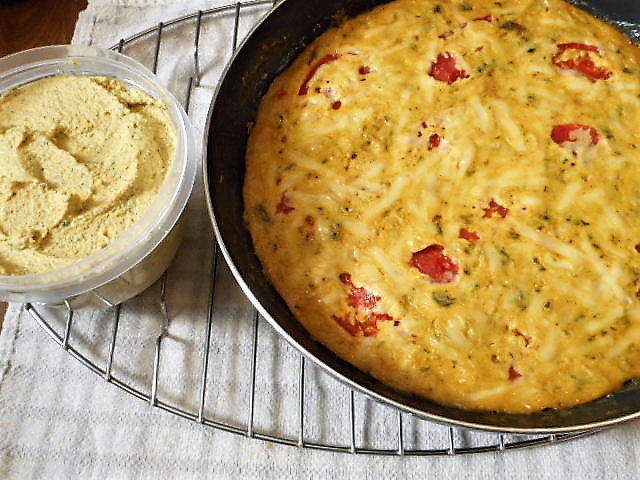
[1,1,640,478]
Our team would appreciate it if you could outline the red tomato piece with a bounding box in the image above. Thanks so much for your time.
[551,123,601,145]
[361,316,380,337]
[483,199,509,219]
[459,228,480,242]
[552,43,612,81]
[298,53,342,95]
[556,42,601,54]
[350,287,379,309]
[339,273,380,309]
[334,274,395,337]
[333,315,361,337]
[333,313,394,337]
[410,244,459,283]
[473,14,495,23]
[276,194,295,214]
[358,65,372,75]
[364,313,394,336]
[428,133,442,150]
[339,272,354,286]
[514,329,531,347]
[438,30,455,40]
[509,365,523,381]
[430,52,470,84]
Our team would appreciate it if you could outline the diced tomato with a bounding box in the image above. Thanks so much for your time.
[298,53,342,95]
[333,273,400,337]
[439,30,455,40]
[362,313,394,337]
[483,199,509,219]
[410,244,459,283]
[430,52,470,84]
[552,43,612,81]
[459,228,480,242]
[331,100,342,110]
[473,14,495,23]
[508,365,523,381]
[514,329,531,347]
[335,273,395,337]
[358,65,372,75]
[360,317,379,337]
[276,194,295,214]
[551,123,600,145]
[333,312,394,337]
[339,273,380,309]
[428,133,442,150]
[333,315,361,337]
[635,243,640,254]
[557,42,601,54]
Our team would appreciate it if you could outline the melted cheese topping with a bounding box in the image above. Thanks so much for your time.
[244,0,640,413]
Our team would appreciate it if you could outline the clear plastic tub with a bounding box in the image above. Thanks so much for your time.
[0,45,198,307]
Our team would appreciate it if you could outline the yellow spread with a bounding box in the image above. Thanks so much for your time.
[244,0,640,412]
[0,75,176,275]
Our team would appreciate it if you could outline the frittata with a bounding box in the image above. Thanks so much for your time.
[244,0,640,412]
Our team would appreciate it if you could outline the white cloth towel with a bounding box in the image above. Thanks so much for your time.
[1,1,640,478]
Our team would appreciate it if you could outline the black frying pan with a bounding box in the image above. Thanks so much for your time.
[205,0,640,432]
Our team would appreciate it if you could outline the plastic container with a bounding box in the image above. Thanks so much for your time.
[0,45,198,307]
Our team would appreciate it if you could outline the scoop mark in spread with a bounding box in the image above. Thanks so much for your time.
[410,244,459,283]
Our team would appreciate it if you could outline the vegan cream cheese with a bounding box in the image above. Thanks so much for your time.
[244,0,640,412]
[0,75,176,275]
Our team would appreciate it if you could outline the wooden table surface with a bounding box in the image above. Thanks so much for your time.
[0,0,88,328]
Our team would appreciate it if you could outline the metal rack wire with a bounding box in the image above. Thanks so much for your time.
[25,0,599,456]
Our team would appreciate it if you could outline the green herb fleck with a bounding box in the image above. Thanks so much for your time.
[254,204,272,224]
[432,290,456,307]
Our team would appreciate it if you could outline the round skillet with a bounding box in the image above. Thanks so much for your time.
[204,0,640,432]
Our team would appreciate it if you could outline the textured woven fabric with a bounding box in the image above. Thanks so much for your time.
[1,1,640,478]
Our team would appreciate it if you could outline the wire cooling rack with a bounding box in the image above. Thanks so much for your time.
[25,0,600,456]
